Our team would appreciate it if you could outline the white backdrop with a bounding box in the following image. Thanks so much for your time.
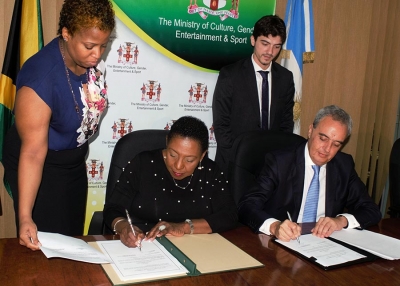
[83,0,276,233]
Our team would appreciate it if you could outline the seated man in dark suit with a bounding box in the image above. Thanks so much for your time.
[238,105,381,241]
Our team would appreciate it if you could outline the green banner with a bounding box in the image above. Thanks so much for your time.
[113,0,276,71]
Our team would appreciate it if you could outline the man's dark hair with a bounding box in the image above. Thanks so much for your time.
[252,15,287,43]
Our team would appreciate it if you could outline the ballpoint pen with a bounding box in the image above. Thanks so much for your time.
[287,211,300,244]
[125,209,142,251]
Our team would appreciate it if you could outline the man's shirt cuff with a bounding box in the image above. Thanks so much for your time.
[337,213,360,229]
[259,218,279,235]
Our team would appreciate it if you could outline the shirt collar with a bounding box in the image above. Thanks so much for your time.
[251,55,272,73]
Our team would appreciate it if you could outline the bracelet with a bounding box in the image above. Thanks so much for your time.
[185,219,194,234]
[113,218,126,234]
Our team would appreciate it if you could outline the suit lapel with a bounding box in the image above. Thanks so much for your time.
[269,62,280,128]
[292,142,306,221]
[325,159,337,217]
[242,57,261,120]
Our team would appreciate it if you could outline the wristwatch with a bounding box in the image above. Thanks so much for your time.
[185,219,194,234]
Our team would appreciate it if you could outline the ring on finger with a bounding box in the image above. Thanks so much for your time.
[159,225,166,231]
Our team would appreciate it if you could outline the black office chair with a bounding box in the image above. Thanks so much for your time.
[87,129,169,235]
[228,130,306,205]
[388,138,400,218]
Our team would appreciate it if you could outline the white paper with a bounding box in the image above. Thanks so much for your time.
[38,231,112,264]
[330,229,400,260]
[275,234,366,267]
[96,240,188,281]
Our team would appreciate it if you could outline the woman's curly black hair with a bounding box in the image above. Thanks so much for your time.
[57,0,115,36]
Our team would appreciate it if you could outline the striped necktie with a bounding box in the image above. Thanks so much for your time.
[303,165,320,222]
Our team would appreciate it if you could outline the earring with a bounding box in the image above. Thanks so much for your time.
[163,156,166,159]
[198,161,203,170]
[63,37,67,42]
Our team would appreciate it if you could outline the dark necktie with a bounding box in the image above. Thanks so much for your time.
[258,71,269,130]
[303,165,321,222]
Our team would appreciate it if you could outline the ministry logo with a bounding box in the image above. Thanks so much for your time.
[87,159,105,181]
[188,0,240,20]
[188,82,208,104]
[117,42,139,65]
[111,119,133,139]
[140,80,162,102]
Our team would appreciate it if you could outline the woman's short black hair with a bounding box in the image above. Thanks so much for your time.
[58,0,115,36]
[167,116,209,153]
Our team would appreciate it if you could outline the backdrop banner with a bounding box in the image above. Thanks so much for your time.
[84,0,276,233]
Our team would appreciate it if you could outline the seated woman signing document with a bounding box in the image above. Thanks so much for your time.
[103,116,238,248]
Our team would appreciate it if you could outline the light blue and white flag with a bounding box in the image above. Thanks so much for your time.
[281,0,315,134]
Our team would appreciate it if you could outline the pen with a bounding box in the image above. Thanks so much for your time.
[287,211,300,244]
[125,209,141,251]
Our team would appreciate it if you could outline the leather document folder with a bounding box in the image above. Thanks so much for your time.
[90,233,263,285]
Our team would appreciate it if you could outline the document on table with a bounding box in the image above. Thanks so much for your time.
[37,231,112,264]
[330,229,400,260]
[95,240,188,282]
[275,234,366,267]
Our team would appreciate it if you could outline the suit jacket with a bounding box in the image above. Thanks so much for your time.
[212,57,295,174]
[238,141,381,233]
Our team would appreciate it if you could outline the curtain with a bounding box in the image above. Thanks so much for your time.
[276,0,400,215]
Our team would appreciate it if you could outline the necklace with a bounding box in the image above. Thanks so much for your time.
[173,174,193,190]
[59,39,82,120]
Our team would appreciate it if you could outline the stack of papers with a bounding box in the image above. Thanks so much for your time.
[96,240,188,282]
[38,231,111,264]
[275,227,400,270]
[275,234,366,268]
[330,229,400,260]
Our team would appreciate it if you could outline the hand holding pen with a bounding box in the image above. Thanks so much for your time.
[287,211,301,244]
[18,219,41,251]
[125,209,143,251]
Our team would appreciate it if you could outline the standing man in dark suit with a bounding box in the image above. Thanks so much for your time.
[212,15,295,175]
[238,105,381,241]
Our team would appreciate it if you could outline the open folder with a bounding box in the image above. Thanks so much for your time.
[90,233,263,285]
[274,233,378,270]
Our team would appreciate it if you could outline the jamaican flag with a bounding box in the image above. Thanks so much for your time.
[0,0,43,196]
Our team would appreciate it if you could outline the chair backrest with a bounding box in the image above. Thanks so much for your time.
[105,129,169,201]
[88,129,169,235]
[389,138,400,217]
[228,130,306,205]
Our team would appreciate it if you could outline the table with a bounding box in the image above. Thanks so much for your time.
[1,218,400,286]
